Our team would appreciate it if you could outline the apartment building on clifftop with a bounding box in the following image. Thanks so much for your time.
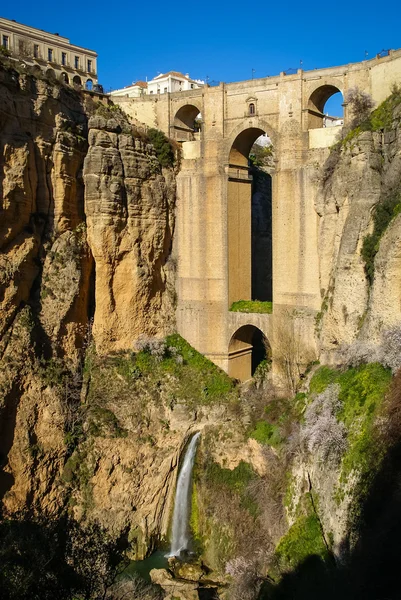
[0,16,98,89]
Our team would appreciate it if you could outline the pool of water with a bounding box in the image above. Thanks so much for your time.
[121,549,169,582]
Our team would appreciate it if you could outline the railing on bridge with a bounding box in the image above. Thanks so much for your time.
[225,164,253,182]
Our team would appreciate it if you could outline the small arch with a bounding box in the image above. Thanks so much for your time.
[228,325,270,381]
[60,72,69,84]
[249,103,255,115]
[85,79,93,91]
[173,104,202,141]
[73,75,82,88]
[46,68,56,81]
[307,84,344,129]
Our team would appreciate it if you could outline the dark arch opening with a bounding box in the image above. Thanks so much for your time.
[173,104,202,141]
[73,75,82,88]
[86,79,93,91]
[308,85,344,129]
[228,129,274,305]
[228,325,270,381]
[60,72,69,84]
[46,68,56,81]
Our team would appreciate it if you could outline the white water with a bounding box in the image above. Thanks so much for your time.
[168,432,200,557]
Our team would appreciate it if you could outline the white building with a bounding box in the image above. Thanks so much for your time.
[147,71,204,94]
[109,80,147,98]
[110,71,204,97]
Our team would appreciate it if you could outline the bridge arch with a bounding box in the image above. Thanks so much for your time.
[172,102,202,141]
[228,324,271,381]
[225,118,277,166]
[226,121,275,306]
[307,82,344,129]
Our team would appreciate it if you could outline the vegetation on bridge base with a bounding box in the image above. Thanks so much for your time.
[229,300,273,314]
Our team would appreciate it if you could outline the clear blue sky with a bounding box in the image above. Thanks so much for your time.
[2,2,400,100]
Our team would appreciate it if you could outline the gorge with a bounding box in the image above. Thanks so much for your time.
[1,51,401,600]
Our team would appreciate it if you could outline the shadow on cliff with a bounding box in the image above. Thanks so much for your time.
[260,373,401,600]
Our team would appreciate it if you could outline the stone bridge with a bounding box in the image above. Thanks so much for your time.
[115,50,401,382]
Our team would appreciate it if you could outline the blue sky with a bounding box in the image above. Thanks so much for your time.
[2,1,401,114]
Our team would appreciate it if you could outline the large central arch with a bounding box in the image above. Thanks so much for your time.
[227,123,275,306]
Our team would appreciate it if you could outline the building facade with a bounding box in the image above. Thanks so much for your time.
[110,71,204,97]
[0,17,98,89]
[109,80,148,98]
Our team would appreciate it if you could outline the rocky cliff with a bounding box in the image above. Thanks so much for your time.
[314,91,401,361]
[0,62,177,532]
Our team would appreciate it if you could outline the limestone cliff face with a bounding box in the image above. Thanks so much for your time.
[84,115,176,353]
[314,111,401,360]
[0,64,177,524]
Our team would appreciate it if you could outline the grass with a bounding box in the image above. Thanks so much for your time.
[249,420,282,448]
[229,300,273,314]
[275,512,328,570]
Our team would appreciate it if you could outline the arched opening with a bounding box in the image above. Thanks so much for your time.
[228,325,270,381]
[307,85,344,129]
[73,75,82,88]
[228,128,274,306]
[173,104,202,141]
[60,72,69,84]
[46,68,56,81]
[249,103,255,115]
[85,79,93,91]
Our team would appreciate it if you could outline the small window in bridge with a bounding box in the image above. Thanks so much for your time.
[249,103,255,115]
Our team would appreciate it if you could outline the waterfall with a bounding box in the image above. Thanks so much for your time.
[168,432,200,558]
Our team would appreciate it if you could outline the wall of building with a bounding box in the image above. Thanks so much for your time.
[0,17,97,87]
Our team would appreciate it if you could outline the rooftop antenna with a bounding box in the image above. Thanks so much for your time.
[365,50,368,59]
[252,68,255,79]
[300,59,303,68]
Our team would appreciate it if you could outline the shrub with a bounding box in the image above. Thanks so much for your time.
[345,87,375,127]
[380,325,401,374]
[361,192,401,283]
[301,384,347,464]
[147,128,175,167]
[135,335,167,362]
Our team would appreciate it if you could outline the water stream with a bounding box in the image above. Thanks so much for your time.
[168,431,201,557]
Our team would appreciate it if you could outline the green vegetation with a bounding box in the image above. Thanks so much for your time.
[229,300,273,314]
[205,460,255,493]
[361,192,401,283]
[249,420,282,448]
[147,128,175,167]
[309,363,392,487]
[275,512,328,570]
[87,406,128,438]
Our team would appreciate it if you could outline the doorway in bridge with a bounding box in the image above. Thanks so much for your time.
[307,85,344,129]
[173,105,202,142]
[228,128,274,307]
[228,325,270,381]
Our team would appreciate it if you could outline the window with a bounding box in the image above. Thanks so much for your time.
[62,52,67,66]
[48,48,53,62]
[149,90,154,94]
[34,44,39,58]
[74,56,79,69]
[191,83,194,89]
[87,59,92,72]
[164,87,168,93]
[2,35,9,49]
[249,103,255,115]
